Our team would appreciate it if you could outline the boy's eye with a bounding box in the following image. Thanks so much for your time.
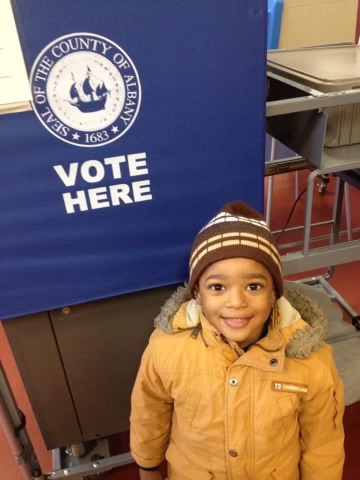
[247,283,262,291]
[209,283,225,291]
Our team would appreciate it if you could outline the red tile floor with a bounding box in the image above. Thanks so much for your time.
[1,170,360,479]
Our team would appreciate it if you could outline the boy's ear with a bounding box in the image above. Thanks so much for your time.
[194,284,202,304]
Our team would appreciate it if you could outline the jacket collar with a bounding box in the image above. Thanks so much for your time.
[154,284,327,359]
[197,310,286,370]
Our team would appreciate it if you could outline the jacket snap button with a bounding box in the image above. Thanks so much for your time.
[229,449,238,457]
[229,377,238,386]
[270,358,278,367]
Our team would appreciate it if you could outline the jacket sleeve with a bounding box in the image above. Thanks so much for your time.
[299,344,345,480]
[130,331,173,469]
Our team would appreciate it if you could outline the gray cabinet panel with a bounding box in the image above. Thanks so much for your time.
[3,312,83,449]
[3,285,179,448]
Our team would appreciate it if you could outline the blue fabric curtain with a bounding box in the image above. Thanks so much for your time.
[0,0,267,319]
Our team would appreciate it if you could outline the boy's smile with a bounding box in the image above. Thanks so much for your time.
[195,257,275,348]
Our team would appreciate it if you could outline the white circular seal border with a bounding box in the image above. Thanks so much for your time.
[30,32,142,147]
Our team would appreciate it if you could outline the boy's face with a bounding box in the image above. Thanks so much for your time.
[195,257,275,348]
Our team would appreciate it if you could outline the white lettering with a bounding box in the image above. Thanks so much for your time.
[33,86,47,104]
[51,37,113,59]
[133,180,152,202]
[88,187,111,209]
[55,152,152,213]
[113,52,130,69]
[41,107,69,136]
[104,156,127,179]
[128,153,148,176]
[109,183,133,205]
[34,56,54,82]
[61,180,152,214]
[80,160,105,183]
[101,42,112,55]
[54,163,79,187]
[63,191,88,213]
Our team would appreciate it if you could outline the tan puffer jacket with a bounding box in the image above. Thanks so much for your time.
[130,286,345,480]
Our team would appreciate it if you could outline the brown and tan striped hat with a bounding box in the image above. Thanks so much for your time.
[189,201,283,298]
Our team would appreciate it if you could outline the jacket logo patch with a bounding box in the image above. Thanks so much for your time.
[272,381,308,394]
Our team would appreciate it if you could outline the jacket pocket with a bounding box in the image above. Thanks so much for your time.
[168,467,213,480]
[166,439,214,480]
[275,395,298,430]
[188,470,213,480]
[270,467,299,480]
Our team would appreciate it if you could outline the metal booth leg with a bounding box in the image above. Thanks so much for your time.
[301,173,360,330]
[344,182,352,241]
[0,361,45,479]
[266,137,277,226]
[48,446,134,479]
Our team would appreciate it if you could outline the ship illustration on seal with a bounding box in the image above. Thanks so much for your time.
[69,66,110,113]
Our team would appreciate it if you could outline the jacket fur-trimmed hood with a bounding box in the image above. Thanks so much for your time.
[154,284,328,359]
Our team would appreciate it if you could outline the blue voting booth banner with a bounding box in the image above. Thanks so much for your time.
[0,1,267,320]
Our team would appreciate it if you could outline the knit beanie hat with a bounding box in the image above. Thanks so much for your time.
[189,201,283,298]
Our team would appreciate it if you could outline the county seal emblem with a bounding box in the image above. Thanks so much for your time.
[30,32,141,147]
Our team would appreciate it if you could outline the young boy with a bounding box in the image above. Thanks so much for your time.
[130,201,345,480]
